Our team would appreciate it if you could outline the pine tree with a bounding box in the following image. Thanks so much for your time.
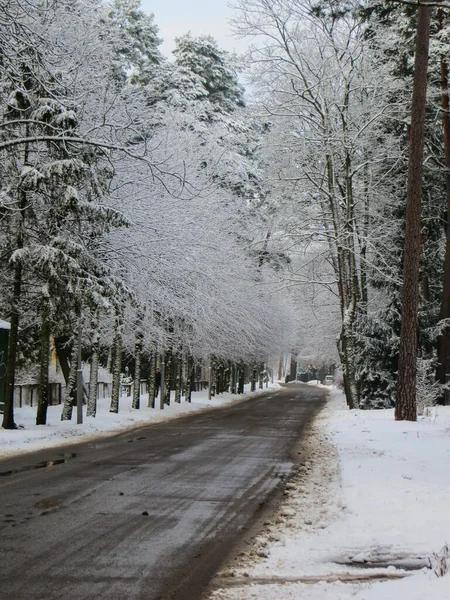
[99,0,163,86]
[173,33,245,113]
[357,2,446,413]
[0,0,132,427]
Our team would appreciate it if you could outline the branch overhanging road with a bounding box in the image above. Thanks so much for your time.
[0,384,327,600]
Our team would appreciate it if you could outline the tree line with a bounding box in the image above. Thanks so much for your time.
[0,0,294,429]
[231,0,450,419]
[3,0,448,428]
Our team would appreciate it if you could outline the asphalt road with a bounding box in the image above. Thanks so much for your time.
[0,384,327,600]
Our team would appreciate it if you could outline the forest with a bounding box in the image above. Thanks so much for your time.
[1,0,449,429]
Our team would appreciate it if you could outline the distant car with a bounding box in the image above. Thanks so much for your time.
[324,375,334,385]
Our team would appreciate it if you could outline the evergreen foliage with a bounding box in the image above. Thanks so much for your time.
[173,33,245,112]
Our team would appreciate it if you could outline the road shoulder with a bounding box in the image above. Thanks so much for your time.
[205,392,345,599]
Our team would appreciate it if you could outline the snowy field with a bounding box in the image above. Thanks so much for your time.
[1,385,449,599]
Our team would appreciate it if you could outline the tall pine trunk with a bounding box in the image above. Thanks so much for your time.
[182,352,192,403]
[132,337,142,410]
[436,8,450,398]
[230,362,236,394]
[110,318,122,414]
[2,262,21,429]
[175,353,182,403]
[36,294,50,425]
[87,330,99,418]
[2,131,30,430]
[396,2,432,421]
[147,351,156,408]
[338,298,358,409]
[251,365,257,392]
[61,339,78,421]
[211,357,217,397]
[238,362,245,394]
[278,356,283,381]
[289,353,297,381]
[164,350,172,405]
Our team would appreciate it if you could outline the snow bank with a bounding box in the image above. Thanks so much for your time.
[209,390,450,600]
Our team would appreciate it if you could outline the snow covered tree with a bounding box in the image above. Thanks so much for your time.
[0,0,145,427]
[0,0,301,429]
[98,0,163,86]
[232,0,404,408]
[173,33,245,113]
[357,2,448,414]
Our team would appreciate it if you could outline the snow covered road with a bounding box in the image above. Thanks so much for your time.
[0,385,327,600]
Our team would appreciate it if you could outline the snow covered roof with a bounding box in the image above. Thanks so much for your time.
[0,319,11,330]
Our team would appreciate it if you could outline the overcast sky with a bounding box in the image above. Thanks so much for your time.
[139,0,248,57]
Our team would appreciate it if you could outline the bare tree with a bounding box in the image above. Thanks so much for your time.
[232,0,402,408]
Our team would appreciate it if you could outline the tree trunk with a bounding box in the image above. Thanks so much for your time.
[87,331,99,418]
[208,360,212,400]
[290,354,297,381]
[147,352,156,408]
[230,362,236,394]
[217,361,224,394]
[36,295,50,426]
[110,319,122,414]
[278,356,283,381]
[61,339,78,421]
[216,361,222,394]
[164,350,172,405]
[159,357,165,410]
[338,298,358,409]
[436,8,450,399]
[2,134,30,430]
[396,3,432,421]
[238,363,245,394]
[54,336,71,385]
[251,365,257,392]
[175,353,182,403]
[188,357,194,403]
[2,262,21,429]
[132,338,142,410]
[211,356,216,397]
[182,351,192,403]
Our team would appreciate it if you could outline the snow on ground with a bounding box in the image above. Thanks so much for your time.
[0,383,276,457]
[2,384,450,599]
[208,389,450,599]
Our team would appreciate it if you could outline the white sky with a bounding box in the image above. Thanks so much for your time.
[139,0,248,57]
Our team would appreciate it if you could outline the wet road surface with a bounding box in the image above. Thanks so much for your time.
[0,384,327,600]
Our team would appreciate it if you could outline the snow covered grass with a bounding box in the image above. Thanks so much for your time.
[208,389,450,599]
[0,383,279,457]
